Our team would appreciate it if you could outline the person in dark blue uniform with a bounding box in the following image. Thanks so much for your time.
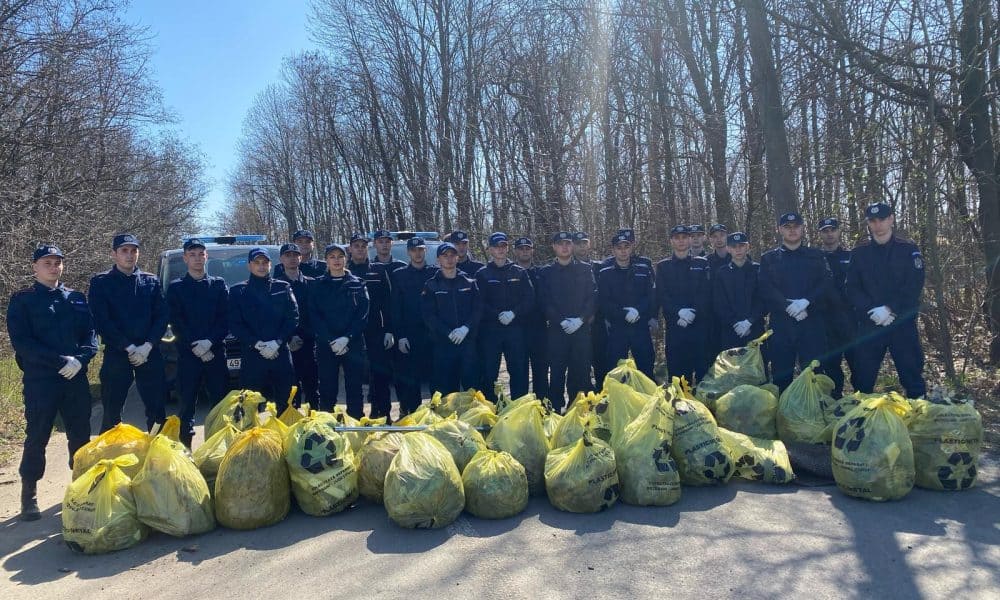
[421,242,482,394]
[758,212,833,391]
[447,230,485,277]
[275,229,327,278]
[706,224,731,271]
[600,228,658,338]
[514,236,549,400]
[89,233,167,432]
[7,245,97,520]
[599,230,656,378]
[847,202,927,398]
[372,228,407,273]
[347,232,395,419]
[310,244,369,416]
[688,224,708,257]
[574,231,610,387]
[391,237,439,414]
[713,232,766,351]
[274,242,318,408]
[657,226,712,383]
[817,217,858,397]
[539,231,596,411]
[476,232,534,402]
[228,247,298,412]
[166,238,229,447]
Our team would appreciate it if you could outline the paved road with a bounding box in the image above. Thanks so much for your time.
[2,393,998,600]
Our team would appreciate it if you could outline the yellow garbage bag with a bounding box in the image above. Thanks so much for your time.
[832,394,914,501]
[604,357,661,396]
[214,427,290,529]
[719,428,794,484]
[486,397,550,496]
[72,423,148,481]
[279,403,308,427]
[357,432,405,503]
[496,392,539,416]
[599,378,656,446]
[461,449,529,519]
[204,389,267,439]
[384,433,465,529]
[695,330,772,405]
[613,394,681,506]
[157,415,181,441]
[543,404,563,440]
[284,416,358,516]
[714,384,779,439]
[440,389,495,417]
[260,404,290,442]
[395,401,444,426]
[550,393,601,449]
[62,454,148,554]
[132,435,215,536]
[908,392,982,491]
[458,403,498,430]
[424,415,487,472]
[670,397,733,486]
[544,431,619,513]
[777,360,836,444]
[192,421,240,493]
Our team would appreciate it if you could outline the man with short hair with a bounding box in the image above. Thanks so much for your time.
[758,213,833,391]
[514,236,549,400]
[372,228,407,274]
[275,229,326,278]
[688,224,708,257]
[447,230,485,277]
[347,232,395,419]
[166,239,230,447]
[274,242,318,408]
[228,247,298,411]
[713,232,766,350]
[657,226,712,383]
[8,245,97,520]
[847,202,927,398]
[391,237,439,414]
[817,217,857,397]
[599,230,656,378]
[89,233,168,432]
[421,243,483,394]
[476,232,534,401]
[707,224,731,271]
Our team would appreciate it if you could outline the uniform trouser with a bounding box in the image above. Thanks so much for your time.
[767,316,829,393]
[239,345,295,413]
[717,322,766,355]
[525,321,549,401]
[363,327,393,418]
[316,342,366,418]
[547,326,593,412]
[479,325,529,402]
[101,348,166,432]
[396,334,433,416]
[665,321,711,385]
[176,349,228,442]
[821,313,859,398]
[607,322,655,380]
[591,315,609,386]
[20,373,92,483]
[432,337,479,396]
[852,318,926,398]
[290,338,319,407]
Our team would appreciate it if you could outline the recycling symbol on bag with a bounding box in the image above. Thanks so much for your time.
[652,441,675,473]
[735,454,765,479]
[600,483,621,510]
[833,417,867,452]
[938,452,976,490]
[300,432,341,474]
[703,450,732,481]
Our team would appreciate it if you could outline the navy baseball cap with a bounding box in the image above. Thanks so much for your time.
[778,212,804,226]
[573,231,590,242]
[552,231,573,243]
[183,238,206,251]
[437,242,458,257]
[349,232,370,244]
[324,243,347,256]
[292,229,314,241]
[669,225,689,237]
[406,237,426,249]
[33,245,64,261]
[372,229,393,240]
[727,232,749,245]
[447,230,469,243]
[248,247,270,262]
[709,223,728,234]
[865,202,894,220]
[514,236,533,248]
[112,233,139,249]
[488,232,509,247]
[818,217,840,231]
[611,230,634,246]
[688,224,706,234]
[280,242,301,255]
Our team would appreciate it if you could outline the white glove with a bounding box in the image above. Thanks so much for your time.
[734,320,752,337]
[58,356,82,379]
[191,339,212,357]
[129,342,152,366]
[287,335,304,352]
[398,337,410,354]
[498,311,515,326]
[786,299,810,318]
[883,314,895,326]
[383,332,395,349]
[624,307,639,323]
[677,318,689,328]
[448,325,470,345]
[678,308,696,325]
[648,318,659,334]
[331,337,350,355]
[868,305,892,326]
[259,340,280,359]
[794,310,808,322]
[200,350,215,363]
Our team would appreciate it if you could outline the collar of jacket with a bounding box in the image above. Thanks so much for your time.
[112,264,139,278]
[248,273,272,287]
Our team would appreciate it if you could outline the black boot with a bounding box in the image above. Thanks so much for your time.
[20,481,41,521]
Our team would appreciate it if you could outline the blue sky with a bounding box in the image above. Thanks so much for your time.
[126,1,318,226]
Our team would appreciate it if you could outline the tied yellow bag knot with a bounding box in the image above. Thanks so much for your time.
[72,423,149,481]
[831,394,914,501]
[62,454,148,554]
[204,389,268,439]
[384,433,465,529]
[462,449,529,519]
[544,431,620,513]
